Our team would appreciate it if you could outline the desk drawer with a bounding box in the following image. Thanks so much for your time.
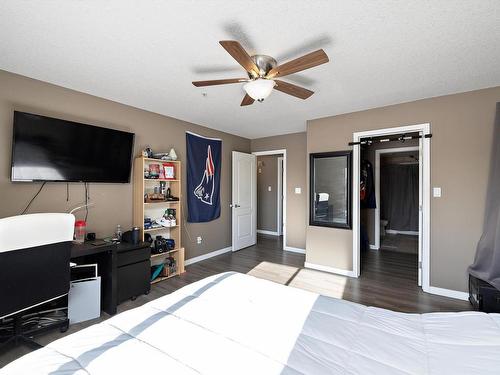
[117,260,150,303]
[117,246,150,267]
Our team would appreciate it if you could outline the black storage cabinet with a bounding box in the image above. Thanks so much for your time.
[117,243,151,303]
[469,274,500,313]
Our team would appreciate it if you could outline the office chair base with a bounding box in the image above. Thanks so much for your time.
[0,334,43,351]
[0,316,69,351]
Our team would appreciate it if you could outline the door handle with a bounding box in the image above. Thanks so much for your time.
[231,204,240,208]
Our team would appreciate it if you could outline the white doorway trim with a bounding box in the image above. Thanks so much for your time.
[374,146,419,250]
[277,157,284,236]
[353,123,431,293]
[252,149,287,251]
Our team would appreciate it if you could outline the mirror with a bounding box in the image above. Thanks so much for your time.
[310,151,352,229]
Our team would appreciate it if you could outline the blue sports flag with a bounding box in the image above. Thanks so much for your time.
[186,131,222,222]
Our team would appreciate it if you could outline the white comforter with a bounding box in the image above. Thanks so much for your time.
[2,272,500,374]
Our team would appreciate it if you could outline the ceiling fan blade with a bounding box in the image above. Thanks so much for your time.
[219,41,259,77]
[273,80,314,99]
[192,78,248,87]
[266,49,329,78]
[240,94,255,106]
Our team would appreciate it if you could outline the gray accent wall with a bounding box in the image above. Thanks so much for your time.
[257,154,281,233]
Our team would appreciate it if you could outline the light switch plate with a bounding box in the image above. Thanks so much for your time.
[433,187,442,197]
[268,186,272,192]
[295,187,301,194]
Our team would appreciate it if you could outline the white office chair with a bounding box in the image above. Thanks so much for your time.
[0,213,75,349]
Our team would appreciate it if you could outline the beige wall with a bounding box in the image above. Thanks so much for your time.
[251,132,307,250]
[307,86,500,292]
[257,154,281,232]
[0,70,250,260]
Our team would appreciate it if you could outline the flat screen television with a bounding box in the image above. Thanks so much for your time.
[11,111,135,182]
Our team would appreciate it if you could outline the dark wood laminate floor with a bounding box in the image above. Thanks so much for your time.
[0,234,471,368]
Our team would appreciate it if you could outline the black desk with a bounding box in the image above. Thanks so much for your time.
[71,241,150,315]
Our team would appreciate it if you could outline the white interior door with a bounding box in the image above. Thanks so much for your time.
[232,151,257,251]
[277,157,284,236]
[418,136,423,286]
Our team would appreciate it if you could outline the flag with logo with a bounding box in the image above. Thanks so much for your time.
[186,131,222,222]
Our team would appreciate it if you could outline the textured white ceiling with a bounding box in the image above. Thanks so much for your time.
[1,1,499,139]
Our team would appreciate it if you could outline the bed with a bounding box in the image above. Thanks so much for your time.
[2,272,500,374]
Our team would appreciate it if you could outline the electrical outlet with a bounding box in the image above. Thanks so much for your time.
[196,236,202,244]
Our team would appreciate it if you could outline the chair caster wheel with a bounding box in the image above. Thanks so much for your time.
[145,290,150,295]
[131,296,137,301]
[60,323,69,333]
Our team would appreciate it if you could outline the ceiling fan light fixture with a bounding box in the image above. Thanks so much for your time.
[243,79,276,101]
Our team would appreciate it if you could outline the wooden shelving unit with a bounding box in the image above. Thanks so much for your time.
[133,156,185,284]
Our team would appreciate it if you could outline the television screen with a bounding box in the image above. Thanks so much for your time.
[11,111,135,182]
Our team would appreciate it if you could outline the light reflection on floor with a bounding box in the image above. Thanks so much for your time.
[247,261,348,299]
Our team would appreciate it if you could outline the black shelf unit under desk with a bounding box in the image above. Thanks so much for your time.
[71,241,150,315]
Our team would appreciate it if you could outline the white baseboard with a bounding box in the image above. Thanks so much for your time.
[283,246,306,254]
[426,286,469,301]
[257,229,280,236]
[386,229,419,236]
[185,246,232,266]
[304,262,357,277]
[369,245,379,250]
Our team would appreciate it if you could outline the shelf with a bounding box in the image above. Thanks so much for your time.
[135,155,184,276]
[150,248,181,258]
[144,225,179,232]
[143,157,181,163]
[144,201,179,206]
[144,178,179,182]
[151,272,180,284]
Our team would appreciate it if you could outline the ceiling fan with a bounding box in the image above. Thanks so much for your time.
[192,41,329,106]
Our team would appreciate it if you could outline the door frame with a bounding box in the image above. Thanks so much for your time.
[353,123,431,293]
[252,149,287,251]
[277,157,284,236]
[374,146,420,249]
[374,146,422,286]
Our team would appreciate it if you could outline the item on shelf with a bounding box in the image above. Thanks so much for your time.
[85,232,96,241]
[164,256,177,275]
[150,264,164,281]
[144,233,153,244]
[163,163,175,180]
[152,235,174,254]
[74,220,86,244]
[167,209,176,226]
[147,164,161,179]
[165,239,175,251]
[155,209,176,227]
[122,227,140,245]
[152,152,171,160]
[144,168,150,179]
[165,187,180,201]
[160,181,167,195]
[144,218,153,230]
[169,148,178,161]
[142,147,153,158]
[145,192,166,202]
